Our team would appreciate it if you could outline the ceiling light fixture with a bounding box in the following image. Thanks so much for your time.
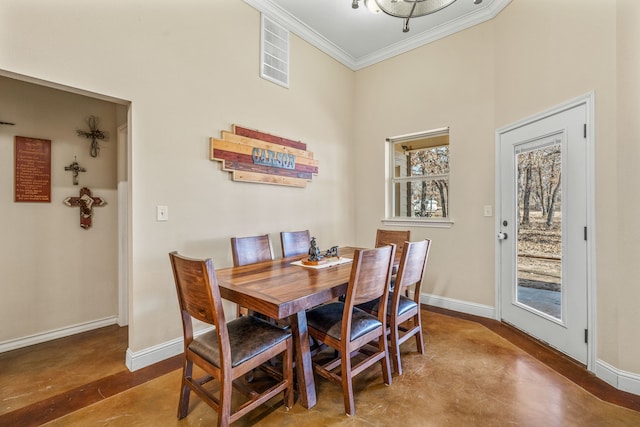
[364,0,382,14]
[352,0,459,33]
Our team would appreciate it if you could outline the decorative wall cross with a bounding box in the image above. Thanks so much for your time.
[63,187,106,229]
[64,156,86,185]
[77,115,108,157]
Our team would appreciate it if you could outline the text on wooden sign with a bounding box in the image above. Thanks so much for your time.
[14,136,51,202]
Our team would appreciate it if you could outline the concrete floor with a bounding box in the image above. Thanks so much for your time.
[2,309,640,426]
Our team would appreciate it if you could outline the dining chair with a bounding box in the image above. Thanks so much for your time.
[376,228,411,287]
[357,239,431,375]
[280,229,323,351]
[280,229,311,258]
[230,234,273,267]
[305,244,396,417]
[230,234,274,318]
[169,251,294,427]
[376,228,410,256]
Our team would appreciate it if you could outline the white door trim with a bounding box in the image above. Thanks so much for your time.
[494,92,596,372]
[117,123,129,327]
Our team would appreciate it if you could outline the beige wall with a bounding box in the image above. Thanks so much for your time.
[616,0,640,374]
[353,22,497,306]
[0,1,355,352]
[494,0,620,364]
[0,77,120,343]
[1,0,639,380]
[353,0,640,376]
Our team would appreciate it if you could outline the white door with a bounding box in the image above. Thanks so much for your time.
[498,102,589,364]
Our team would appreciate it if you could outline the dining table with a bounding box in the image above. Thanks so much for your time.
[215,246,361,409]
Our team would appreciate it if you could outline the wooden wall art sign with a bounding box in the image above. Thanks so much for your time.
[210,125,319,188]
[14,136,51,202]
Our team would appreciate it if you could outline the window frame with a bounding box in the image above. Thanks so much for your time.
[383,127,454,228]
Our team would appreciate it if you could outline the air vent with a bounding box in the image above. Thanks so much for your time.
[261,14,289,88]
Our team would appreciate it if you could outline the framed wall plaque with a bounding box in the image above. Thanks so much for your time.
[14,136,51,202]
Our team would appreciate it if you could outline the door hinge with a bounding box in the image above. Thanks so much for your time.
[584,329,588,343]
[584,226,587,241]
[583,123,587,138]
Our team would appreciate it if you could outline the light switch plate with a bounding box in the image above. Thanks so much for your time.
[157,205,168,221]
[483,205,493,217]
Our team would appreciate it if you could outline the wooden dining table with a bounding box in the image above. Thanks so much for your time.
[215,246,361,409]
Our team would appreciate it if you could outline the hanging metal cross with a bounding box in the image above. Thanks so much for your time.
[77,115,108,157]
[63,187,107,229]
[64,156,86,185]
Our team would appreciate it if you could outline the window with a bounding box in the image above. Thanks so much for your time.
[387,128,450,224]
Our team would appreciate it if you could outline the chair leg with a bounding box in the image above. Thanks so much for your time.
[389,321,403,376]
[414,313,425,354]
[177,360,192,419]
[218,377,233,427]
[341,352,356,416]
[380,334,392,385]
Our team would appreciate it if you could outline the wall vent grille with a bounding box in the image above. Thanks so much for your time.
[261,14,289,88]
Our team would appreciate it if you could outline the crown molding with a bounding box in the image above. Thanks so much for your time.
[243,0,512,71]
[243,0,356,68]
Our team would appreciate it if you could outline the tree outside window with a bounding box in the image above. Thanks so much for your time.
[389,128,449,220]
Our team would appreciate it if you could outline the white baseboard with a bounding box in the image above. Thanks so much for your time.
[126,326,215,371]
[126,336,183,371]
[421,293,495,319]
[596,359,640,396]
[0,316,118,353]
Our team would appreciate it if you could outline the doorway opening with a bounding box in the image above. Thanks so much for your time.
[0,69,131,353]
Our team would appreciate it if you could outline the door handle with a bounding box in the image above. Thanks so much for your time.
[497,232,508,240]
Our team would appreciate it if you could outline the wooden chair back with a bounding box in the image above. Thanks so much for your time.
[375,229,410,256]
[393,239,431,299]
[280,229,311,258]
[345,244,397,308]
[169,252,228,363]
[230,234,273,267]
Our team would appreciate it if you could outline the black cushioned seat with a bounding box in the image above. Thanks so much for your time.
[306,302,382,342]
[189,316,292,368]
[356,292,418,317]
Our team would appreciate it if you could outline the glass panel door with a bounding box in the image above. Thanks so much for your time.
[499,101,589,364]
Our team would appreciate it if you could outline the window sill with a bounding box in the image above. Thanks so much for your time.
[381,218,454,229]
